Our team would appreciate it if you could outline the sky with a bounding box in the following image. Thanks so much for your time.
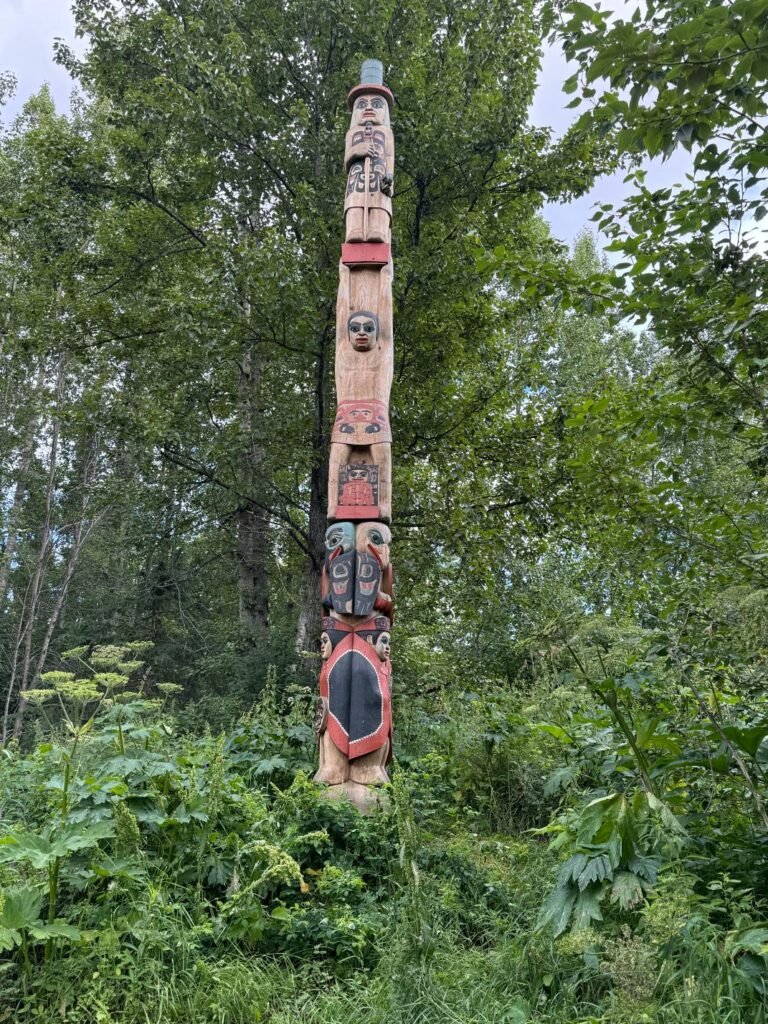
[0,0,691,246]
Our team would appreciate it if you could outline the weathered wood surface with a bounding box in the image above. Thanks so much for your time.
[335,261,393,403]
[344,92,394,244]
[314,61,396,810]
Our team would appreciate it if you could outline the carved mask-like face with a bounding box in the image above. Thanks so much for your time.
[348,311,378,352]
[375,631,391,662]
[319,631,332,660]
[352,94,389,127]
[356,521,391,566]
[325,522,355,554]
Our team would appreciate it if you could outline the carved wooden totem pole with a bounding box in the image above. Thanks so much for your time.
[314,60,395,811]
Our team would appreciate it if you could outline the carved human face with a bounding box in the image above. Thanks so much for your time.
[352,94,389,127]
[374,632,391,662]
[348,311,378,352]
[319,631,332,660]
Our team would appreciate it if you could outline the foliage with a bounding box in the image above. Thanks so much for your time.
[1,0,768,1020]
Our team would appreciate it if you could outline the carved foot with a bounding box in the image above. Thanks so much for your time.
[319,781,389,814]
[348,743,390,785]
[313,729,349,784]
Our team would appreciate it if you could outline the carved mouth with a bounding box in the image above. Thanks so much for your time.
[333,583,347,595]
[359,582,376,595]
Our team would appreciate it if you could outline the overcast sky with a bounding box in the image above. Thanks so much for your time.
[0,0,689,246]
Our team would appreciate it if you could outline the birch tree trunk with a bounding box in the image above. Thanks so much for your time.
[2,355,65,744]
[0,360,47,609]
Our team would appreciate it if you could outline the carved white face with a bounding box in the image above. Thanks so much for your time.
[320,631,332,660]
[352,94,389,127]
[374,631,391,662]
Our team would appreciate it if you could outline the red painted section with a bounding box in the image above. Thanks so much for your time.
[335,504,381,520]
[341,243,391,266]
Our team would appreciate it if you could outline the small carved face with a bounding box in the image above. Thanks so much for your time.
[374,631,391,662]
[352,94,389,127]
[347,465,371,480]
[348,311,378,352]
[319,632,332,660]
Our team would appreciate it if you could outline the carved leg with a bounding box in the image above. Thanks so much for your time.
[345,208,365,243]
[365,209,391,244]
[313,729,350,785]
[348,741,390,785]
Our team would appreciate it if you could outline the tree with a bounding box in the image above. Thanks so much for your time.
[43,0,612,671]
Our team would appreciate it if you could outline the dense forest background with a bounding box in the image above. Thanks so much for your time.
[1,1,767,1021]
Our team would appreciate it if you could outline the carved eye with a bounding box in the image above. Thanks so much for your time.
[372,98,384,108]
[356,98,368,108]
[362,321,375,334]
[349,321,362,333]
[368,530,384,545]
[326,528,344,548]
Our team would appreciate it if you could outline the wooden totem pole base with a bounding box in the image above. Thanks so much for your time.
[318,781,389,814]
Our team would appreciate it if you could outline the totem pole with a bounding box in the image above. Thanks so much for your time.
[313,60,395,811]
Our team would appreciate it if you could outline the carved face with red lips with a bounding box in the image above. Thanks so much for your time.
[351,94,389,127]
[347,311,378,352]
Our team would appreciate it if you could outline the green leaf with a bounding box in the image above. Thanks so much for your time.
[0,834,55,869]
[537,882,577,937]
[725,926,768,958]
[576,853,613,890]
[572,887,604,930]
[55,821,115,855]
[721,724,768,758]
[28,921,81,942]
[0,926,20,952]
[0,887,42,929]
[610,871,644,910]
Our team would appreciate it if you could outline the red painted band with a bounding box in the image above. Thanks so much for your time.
[341,242,391,266]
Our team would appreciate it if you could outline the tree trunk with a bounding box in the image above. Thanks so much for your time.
[236,341,270,639]
[2,356,65,744]
[295,320,331,654]
[0,361,47,609]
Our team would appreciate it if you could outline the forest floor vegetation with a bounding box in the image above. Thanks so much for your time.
[0,644,766,1023]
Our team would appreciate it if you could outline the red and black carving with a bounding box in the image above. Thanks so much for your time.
[346,128,391,197]
[331,400,391,445]
[319,616,392,761]
[322,522,393,620]
[337,462,379,513]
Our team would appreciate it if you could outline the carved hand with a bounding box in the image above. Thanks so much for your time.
[381,173,394,197]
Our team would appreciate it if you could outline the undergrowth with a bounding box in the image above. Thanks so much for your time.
[0,643,766,1022]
